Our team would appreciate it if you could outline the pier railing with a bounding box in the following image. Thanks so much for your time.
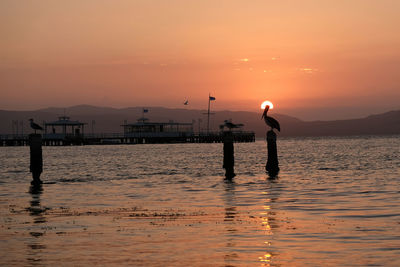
[1,131,255,146]
[0,134,29,140]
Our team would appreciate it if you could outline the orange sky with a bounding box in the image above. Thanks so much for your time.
[1,0,399,120]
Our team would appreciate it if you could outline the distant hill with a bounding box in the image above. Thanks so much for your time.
[1,105,399,137]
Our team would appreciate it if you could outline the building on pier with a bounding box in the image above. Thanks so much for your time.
[44,116,87,139]
[121,118,194,138]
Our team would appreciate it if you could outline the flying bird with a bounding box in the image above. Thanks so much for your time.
[29,118,43,133]
[261,106,280,132]
[183,100,189,105]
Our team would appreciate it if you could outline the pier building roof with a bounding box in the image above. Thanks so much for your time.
[121,121,193,127]
[121,119,193,135]
[45,116,87,126]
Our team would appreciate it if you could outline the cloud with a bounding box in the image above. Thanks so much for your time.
[299,67,318,74]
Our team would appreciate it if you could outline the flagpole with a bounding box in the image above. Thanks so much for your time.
[142,108,148,123]
[207,94,211,134]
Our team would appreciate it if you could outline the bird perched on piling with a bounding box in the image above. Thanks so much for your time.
[261,106,280,132]
[29,119,43,134]
[221,120,244,131]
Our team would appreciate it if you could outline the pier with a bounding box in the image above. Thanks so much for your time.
[0,132,255,146]
[2,115,254,146]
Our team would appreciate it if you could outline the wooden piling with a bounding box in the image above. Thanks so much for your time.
[266,130,279,177]
[223,131,235,179]
[29,134,43,185]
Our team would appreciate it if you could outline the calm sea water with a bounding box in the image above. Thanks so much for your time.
[1,136,399,266]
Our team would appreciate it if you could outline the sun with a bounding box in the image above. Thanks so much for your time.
[261,100,274,110]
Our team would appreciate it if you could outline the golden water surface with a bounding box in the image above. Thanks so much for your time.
[1,137,400,266]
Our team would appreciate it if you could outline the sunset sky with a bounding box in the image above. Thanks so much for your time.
[1,0,399,120]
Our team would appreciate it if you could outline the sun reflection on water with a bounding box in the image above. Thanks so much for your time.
[258,186,278,265]
[259,253,272,263]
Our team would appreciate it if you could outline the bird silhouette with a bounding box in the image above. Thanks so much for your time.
[221,120,244,130]
[183,100,189,105]
[261,106,280,132]
[29,119,43,134]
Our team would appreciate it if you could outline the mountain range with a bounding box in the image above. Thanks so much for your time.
[1,105,399,137]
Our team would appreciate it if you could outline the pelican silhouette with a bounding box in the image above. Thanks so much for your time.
[261,106,280,132]
[29,119,43,134]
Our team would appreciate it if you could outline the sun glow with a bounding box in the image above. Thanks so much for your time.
[261,101,274,110]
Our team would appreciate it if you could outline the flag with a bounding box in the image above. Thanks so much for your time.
[209,96,216,101]
[143,108,148,113]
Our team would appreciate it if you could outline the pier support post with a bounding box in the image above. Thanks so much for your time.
[266,130,279,177]
[29,134,43,185]
[223,131,235,179]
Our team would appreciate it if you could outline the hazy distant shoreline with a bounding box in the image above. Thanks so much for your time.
[1,105,399,137]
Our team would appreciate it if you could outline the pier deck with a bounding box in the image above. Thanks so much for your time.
[0,132,255,146]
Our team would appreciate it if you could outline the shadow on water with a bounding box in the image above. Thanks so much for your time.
[26,184,47,265]
[267,170,279,180]
[223,179,238,265]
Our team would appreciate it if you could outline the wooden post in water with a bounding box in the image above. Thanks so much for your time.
[266,130,279,177]
[223,131,235,179]
[29,134,43,185]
